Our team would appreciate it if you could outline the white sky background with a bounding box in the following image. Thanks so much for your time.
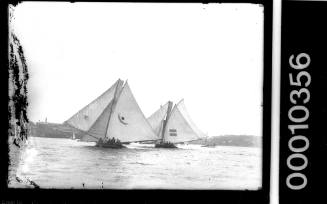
[11,2,263,137]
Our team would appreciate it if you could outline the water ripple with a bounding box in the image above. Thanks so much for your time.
[9,137,262,189]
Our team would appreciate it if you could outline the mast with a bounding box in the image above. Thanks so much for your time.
[103,79,124,139]
[147,101,170,138]
[160,101,173,143]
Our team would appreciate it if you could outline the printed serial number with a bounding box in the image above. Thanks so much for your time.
[286,53,311,190]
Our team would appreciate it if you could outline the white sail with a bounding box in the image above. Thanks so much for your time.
[175,99,207,139]
[163,100,203,143]
[83,100,114,141]
[147,102,170,138]
[105,82,158,143]
[64,79,123,132]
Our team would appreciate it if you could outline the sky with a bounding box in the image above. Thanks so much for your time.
[10,2,264,137]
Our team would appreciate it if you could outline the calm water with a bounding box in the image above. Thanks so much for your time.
[9,137,261,189]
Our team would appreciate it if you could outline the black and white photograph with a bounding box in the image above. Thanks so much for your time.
[8,2,264,190]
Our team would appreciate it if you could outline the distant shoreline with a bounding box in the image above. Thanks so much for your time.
[28,121,261,148]
[29,121,84,139]
[189,135,262,148]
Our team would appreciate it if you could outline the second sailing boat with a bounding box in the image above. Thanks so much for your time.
[148,99,206,148]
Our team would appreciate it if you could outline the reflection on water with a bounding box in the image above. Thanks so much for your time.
[9,137,261,189]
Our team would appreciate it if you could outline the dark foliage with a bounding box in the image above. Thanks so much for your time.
[9,32,29,147]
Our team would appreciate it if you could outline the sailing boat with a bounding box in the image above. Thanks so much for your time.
[64,79,159,148]
[148,99,206,148]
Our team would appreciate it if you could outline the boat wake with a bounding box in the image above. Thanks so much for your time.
[126,143,154,149]
[176,144,203,150]
[68,140,96,147]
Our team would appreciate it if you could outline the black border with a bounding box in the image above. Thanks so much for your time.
[280,1,327,204]
[1,1,272,203]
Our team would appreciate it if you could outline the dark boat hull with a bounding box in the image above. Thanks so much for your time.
[155,142,177,148]
[96,143,126,148]
[96,140,126,148]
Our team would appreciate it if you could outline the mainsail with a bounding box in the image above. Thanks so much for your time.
[84,80,124,141]
[162,100,205,143]
[105,82,158,143]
